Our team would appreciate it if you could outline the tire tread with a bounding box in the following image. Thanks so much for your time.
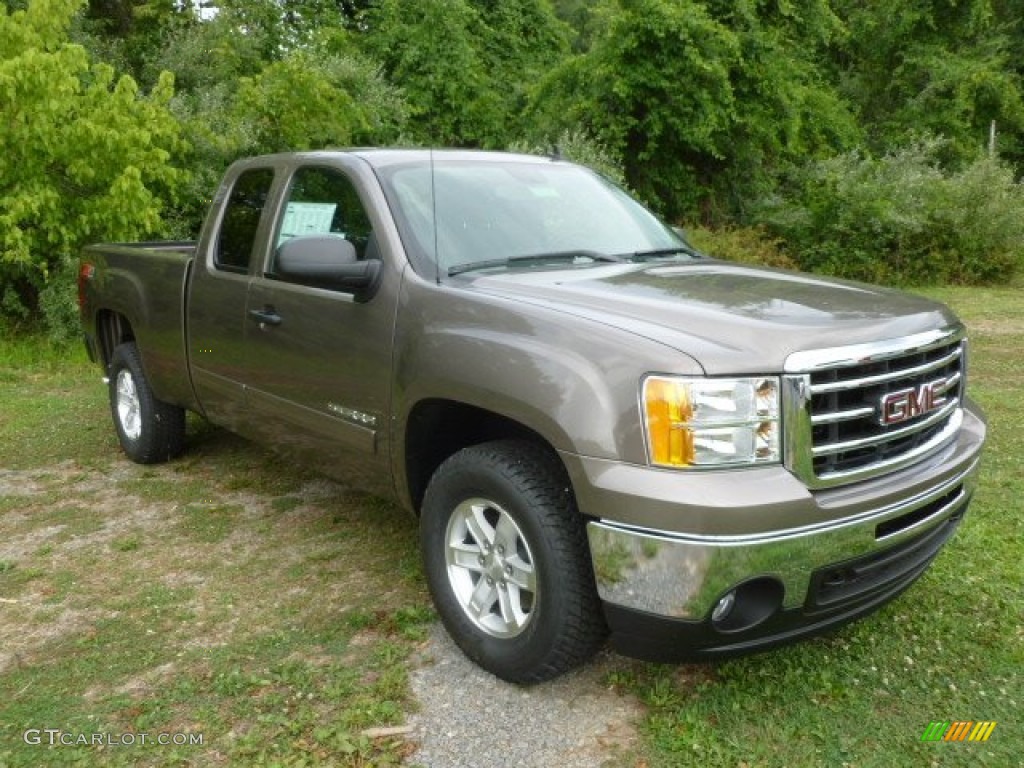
[422,439,606,683]
[109,342,186,464]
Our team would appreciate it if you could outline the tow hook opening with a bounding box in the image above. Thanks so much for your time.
[710,577,784,633]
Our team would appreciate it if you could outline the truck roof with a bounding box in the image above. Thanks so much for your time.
[233,148,568,171]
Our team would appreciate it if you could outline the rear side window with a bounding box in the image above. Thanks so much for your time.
[216,168,275,273]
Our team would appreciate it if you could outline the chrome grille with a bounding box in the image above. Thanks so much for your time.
[784,328,966,489]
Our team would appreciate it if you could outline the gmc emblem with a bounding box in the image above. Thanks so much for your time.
[879,377,952,426]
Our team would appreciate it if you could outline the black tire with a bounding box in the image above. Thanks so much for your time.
[420,439,607,683]
[108,342,185,464]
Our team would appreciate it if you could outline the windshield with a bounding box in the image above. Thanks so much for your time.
[376,157,688,276]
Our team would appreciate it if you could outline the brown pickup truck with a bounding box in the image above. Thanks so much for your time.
[79,150,986,682]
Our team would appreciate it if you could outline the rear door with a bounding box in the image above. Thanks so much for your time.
[241,158,399,488]
[188,163,281,432]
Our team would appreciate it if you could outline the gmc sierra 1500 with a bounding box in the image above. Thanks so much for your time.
[80,150,986,682]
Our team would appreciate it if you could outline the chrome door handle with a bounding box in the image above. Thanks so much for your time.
[248,307,282,326]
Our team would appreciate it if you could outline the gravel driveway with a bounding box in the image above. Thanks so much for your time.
[406,624,642,768]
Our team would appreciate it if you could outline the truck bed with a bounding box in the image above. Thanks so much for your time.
[80,241,199,412]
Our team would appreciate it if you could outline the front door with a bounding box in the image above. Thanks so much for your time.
[241,162,398,491]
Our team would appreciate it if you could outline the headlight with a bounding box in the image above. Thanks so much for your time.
[642,376,780,468]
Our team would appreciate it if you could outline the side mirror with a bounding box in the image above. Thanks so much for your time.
[276,235,381,293]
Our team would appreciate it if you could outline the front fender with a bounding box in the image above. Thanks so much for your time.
[393,273,703,464]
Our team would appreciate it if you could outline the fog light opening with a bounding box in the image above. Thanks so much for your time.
[710,577,785,633]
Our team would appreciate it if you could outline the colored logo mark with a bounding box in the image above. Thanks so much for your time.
[921,721,997,742]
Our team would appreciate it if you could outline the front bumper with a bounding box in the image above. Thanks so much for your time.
[568,401,985,661]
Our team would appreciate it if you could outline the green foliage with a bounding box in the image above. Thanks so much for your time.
[7,0,1024,341]
[832,0,1024,169]
[210,0,367,60]
[684,224,797,270]
[35,257,81,344]
[359,0,570,147]
[136,5,276,237]
[550,0,602,51]
[360,0,497,146]
[0,0,185,339]
[761,139,1024,285]
[508,128,628,187]
[233,50,407,154]
[73,0,186,81]
[533,0,858,221]
[138,4,268,92]
[547,0,740,216]
[164,42,408,237]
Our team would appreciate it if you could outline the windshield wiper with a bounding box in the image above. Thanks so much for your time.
[448,250,624,277]
[628,245,703,262]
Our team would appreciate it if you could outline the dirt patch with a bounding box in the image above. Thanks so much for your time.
[406,625,643,768]
[0,460,403,675]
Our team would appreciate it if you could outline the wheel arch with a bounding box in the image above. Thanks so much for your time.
[95,310,136,370]
[402,399,571,515]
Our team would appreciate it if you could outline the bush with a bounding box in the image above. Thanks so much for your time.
[761,139,1024,285]
[508,129,628,188]
[36,257,81,346]
[233,51,409,155]
[683,225,797,270]
[930,157,1024,283]
[163,43,411,238]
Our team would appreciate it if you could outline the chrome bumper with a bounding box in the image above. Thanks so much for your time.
[587,457,980,621]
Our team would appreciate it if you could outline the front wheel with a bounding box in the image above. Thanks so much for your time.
[420,440,606,683]
[108,342,185,464]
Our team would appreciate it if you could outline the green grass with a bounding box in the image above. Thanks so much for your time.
[610,283,1023,767]
[0,340,432,767]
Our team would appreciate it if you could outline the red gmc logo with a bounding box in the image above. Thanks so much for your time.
[879,378,952,426]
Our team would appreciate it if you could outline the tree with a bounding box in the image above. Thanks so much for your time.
[550,0,603,51]
[232,49,408,153]
[0,0,185,336]
[830,0,1024,168]
[73,0,188,81]
[531,0,858,221]
[357,0,570,147]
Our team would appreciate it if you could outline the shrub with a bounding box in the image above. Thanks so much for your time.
[36,257,81,346]
[929,156,1024,283]
[509,129,628,188]
[684,225,797,270]
[761,139,1024,285]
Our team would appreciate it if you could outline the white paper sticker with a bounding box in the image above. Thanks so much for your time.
[279,202,339,243]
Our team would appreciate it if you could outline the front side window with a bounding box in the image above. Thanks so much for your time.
[215,168,275,273]
[274,166,374,266]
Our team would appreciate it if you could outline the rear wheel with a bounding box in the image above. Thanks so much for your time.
[420,440,606,683]
[108,342,185,464]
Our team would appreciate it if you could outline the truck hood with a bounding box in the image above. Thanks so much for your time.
[459,260,959,374]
